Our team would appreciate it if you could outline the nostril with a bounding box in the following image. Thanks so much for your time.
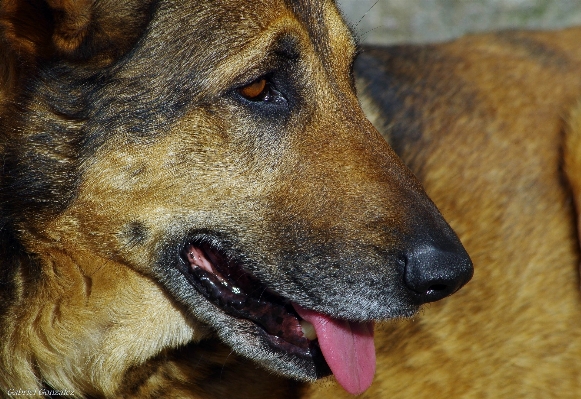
[403,242,473,305]
[407,278,454,299]
[427,284,448,293]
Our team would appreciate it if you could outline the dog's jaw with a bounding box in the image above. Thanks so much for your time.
[177,240,331,374]
[156,214,469,388]
[179,240,378,394]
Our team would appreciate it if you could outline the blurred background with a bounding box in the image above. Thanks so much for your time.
[338,0,581,44]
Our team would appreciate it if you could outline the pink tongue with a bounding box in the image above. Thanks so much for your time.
[293,304,375,395]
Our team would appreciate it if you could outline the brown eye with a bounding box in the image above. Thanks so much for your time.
[239,78,268,100]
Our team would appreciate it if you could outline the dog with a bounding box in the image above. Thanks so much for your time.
[0,1,473,398]
[300,27,581,398]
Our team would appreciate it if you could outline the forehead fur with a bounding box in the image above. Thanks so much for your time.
[83,0,356,147]
[133,0,355,92]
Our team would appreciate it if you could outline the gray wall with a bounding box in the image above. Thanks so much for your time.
[338,0,581,44]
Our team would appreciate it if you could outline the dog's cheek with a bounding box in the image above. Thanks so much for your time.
[12,230,206,396]
[12,111,245,393]
[42,110,253,267]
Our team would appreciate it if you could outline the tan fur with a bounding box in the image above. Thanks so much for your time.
[3,247,199,396]
[45,0,92,52]
[300,27,581,398]
[1,1,474,398]
[565,102,581,269]
[7,0,581,396]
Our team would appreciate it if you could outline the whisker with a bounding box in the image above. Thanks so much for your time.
[360,26,382,40]
[220,350,235,380]
[354,0,380,29]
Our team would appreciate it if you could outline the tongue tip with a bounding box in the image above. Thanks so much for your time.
[292,304,376,395]
[333,343,376,395]
[343,384,373,396]
[338,369,375,396]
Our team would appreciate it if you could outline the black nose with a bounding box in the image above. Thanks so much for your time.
[404,242,473,304]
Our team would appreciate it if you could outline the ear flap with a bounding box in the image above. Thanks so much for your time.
[1,0,153,68]
[46,0,93,55]
[0,0,93,61]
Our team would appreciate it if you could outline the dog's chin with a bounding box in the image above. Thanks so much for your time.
[211,315,331,381]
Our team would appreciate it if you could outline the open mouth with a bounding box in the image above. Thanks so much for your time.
[178,239,328,371]
[177,237,378,395]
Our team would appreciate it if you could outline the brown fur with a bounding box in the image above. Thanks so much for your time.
[0,1,472,398]
[300,27,581,398]
[565,101,581,263]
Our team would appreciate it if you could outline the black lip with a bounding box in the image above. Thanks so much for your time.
[177,237,330,377]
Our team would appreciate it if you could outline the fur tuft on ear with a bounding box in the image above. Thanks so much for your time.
[46,0,92,54]
[0,0,152,95]
[0,0,93,100]
[0,0,92,60]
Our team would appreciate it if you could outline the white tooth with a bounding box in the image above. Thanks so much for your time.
[300,320,317,340]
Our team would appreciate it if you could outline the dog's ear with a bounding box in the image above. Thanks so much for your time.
[38,0,94,56]
[1,0,92,61]
[0,0,152,99]
[0,0,150,64]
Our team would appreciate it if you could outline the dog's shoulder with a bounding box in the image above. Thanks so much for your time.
[355,27,581,171]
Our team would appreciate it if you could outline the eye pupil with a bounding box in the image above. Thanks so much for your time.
[239,78,268,100]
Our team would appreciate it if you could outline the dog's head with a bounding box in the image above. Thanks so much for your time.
[1,0,472,395]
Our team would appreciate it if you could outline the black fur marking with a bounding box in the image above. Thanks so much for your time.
[354,45,480,179]
[123,221,149,247]
[495,30,572,70]
[0,225,21,319]
[354,48,424,154]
